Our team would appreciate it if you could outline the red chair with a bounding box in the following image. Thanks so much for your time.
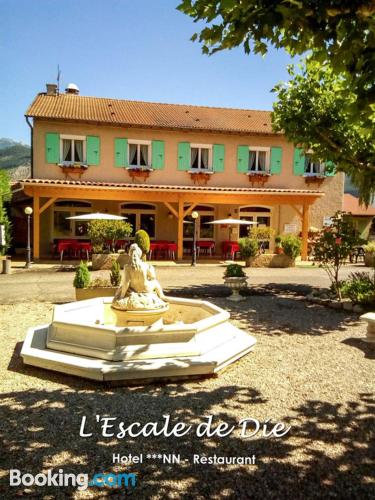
[222,241,240,260]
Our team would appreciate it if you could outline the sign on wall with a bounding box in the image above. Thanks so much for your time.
[0,225,5,246]
[284,223,297,234]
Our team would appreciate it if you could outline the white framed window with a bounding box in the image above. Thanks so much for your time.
[120,203,156,238]
[183,205,215,240]
[248,147,270,172]
[190,144,213,171]
[60,135,86,165]
[239,206,272,247]
[128,140,151,169]
[304,154,324,175]
[52,200,92,238]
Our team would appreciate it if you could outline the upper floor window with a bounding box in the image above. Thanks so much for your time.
[248,147,270,172]
[304,155,324,175]
[128,140,151,169]
[190,144,212,170]
[60,135,86,165]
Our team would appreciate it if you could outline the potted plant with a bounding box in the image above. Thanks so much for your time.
[88,219,132,270]
[364,242,375,267]
[275,235,283,254]
[74,259,121,300]
[223,263,247,301]
[281,235,302,266]
[238,237,258,267]
[73,261,91,300]
[134,229,150,260]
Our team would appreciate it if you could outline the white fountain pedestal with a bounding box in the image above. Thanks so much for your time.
[21,296,256,383]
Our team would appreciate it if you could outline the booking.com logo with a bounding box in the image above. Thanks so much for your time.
[9,469,137,491]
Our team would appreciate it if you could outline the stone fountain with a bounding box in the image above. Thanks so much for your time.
[21,244,256,382]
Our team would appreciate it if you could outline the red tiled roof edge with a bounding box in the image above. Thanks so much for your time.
[17,178,324,195]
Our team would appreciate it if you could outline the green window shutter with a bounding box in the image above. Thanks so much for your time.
[270,147,282,174]
[325,160,336,176]
[237,145,249,173]
[212,144,225,172]
[115,138,128,167]
[87,136,100,166]
[152,140,165,170]
[45,133,59,163]
[293,148,305,175]
[177,142,190,171]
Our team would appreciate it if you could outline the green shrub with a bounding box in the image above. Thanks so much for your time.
[134,230,150,259]
[73,261,91,289]
[224,263,246,278]
[341,271,375,305]
[281,235,302,259]
[238,237,258,260]
[275,235,282,246]
[364,242,375,254]
[87,220,132,253]
[110,259,121,287]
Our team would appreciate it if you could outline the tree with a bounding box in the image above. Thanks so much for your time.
[177,0,375,113]
[178,0,375,200]
[272,60,375,205]
[0,170,12,255]
[313,211,359,298]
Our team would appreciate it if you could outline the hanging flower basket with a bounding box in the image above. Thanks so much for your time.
[303,174,325,185]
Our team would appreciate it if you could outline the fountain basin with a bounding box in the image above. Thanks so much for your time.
[21,296,256,382]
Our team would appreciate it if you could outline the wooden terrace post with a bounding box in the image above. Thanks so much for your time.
[177,197,184,260]
[33,194,40,260]
[301,203,309,261]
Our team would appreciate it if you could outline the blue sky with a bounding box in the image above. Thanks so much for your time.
[0,0,293,144]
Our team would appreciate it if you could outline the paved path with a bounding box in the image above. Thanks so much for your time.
[0,263,368,304]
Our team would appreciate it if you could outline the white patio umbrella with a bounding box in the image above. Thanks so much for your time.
[66,212,127,220]
[204,218,257,241]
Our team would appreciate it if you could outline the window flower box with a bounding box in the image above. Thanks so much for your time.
[188,170,214,185]
[58,163,88,179]
[303,173,325,185]
[247,171,271,186]
[126,167,153,182]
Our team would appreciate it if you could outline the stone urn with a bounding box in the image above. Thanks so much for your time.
[224,276,248,301]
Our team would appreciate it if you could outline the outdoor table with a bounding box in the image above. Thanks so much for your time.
[148,241,177,260]
[196,240,215,256]
[72,242,92,261]
[57,240,92,262]
[166,242,177,259]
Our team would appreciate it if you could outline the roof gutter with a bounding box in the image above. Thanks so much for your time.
[25,116,33,178]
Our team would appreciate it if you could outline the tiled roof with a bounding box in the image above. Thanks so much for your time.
[16,178,323,196]
[343,193,375,216]
[25,94,276,135]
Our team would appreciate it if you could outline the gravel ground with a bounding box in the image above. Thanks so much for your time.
[1,292,374,499]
